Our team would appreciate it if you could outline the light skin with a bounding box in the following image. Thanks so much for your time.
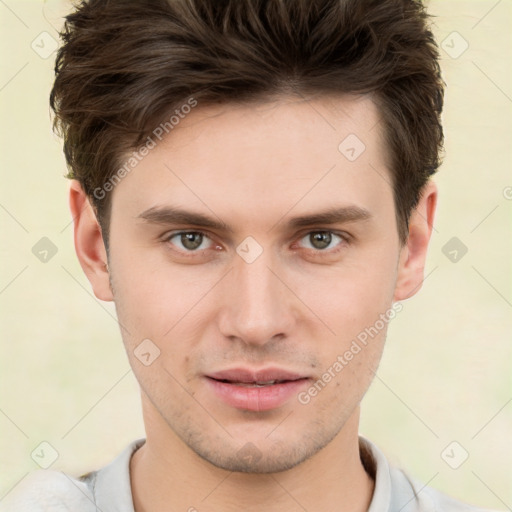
[70,94,437,512]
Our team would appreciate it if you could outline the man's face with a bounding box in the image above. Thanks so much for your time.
[108,95,403,472]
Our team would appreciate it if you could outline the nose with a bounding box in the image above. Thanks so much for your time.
[217,249,297,347]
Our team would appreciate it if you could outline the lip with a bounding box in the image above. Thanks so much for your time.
[205,367,311,412]
[207,367,306,383]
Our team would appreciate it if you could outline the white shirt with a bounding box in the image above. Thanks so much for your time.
[1,437,498,511]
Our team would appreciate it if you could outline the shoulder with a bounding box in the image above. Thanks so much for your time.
[1,439,145,512]
[391,467,501,512]
[0,470,96,512]
[359,436,500,512]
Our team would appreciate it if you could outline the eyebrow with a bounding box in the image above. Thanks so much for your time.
[136,205,372,232]
[285,205,371,229]
[137,206,233,232]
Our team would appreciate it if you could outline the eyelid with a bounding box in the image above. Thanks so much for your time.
[163,229,212,240]
[295,229,351,243]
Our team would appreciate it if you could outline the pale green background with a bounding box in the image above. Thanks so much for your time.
[1,0,511,509]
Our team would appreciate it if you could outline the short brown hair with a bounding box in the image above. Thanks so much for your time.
[50,0,444,245]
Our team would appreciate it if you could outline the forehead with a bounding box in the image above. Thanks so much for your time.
[110,94,393,229]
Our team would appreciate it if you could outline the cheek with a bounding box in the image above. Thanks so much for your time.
[109,253,220,351]
[292,250,399,339]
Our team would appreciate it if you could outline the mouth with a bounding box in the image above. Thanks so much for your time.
[212,379,294,387]
[204,367,311,412]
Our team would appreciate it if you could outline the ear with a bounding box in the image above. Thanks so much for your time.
[69,180,113,301]
[393,180,438,301]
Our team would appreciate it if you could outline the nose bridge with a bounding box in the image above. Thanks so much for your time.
[219,248,293,345]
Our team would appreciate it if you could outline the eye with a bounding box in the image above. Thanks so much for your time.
[297,231,346,251]
[166,231,214,251]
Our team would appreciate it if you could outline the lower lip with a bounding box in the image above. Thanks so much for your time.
[205,377,309,412]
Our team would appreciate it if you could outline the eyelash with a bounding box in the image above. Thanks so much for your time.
[162,230,350,257]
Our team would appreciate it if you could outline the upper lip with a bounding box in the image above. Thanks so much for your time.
[206,367,309,383]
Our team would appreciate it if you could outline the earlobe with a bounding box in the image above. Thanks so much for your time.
[69,180,114,302]
[393,180,437,301]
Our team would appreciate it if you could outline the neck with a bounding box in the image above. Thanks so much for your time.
[130,401,374,512]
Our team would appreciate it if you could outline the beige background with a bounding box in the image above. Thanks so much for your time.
[1,0,511,509]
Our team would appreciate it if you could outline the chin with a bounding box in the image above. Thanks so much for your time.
[198,445,314,474]
[184,427,338,475]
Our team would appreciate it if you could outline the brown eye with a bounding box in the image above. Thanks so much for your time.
[181,232,203,250]
[309,232,332,249]
[167,231,212,251]
[298,231,345,251]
